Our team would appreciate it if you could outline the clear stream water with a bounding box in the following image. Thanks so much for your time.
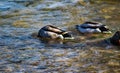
[0,0,120,73]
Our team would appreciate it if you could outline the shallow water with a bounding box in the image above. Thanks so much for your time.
[0,0,120,73]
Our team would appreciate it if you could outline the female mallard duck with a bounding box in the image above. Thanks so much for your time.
[38,25,73,39]
[76,21,111,33]
[110,31,120,46]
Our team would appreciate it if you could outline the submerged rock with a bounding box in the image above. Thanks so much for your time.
[110,31,120,46]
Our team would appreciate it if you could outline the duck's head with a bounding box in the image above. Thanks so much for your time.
[99,25,111,33]
[57,32,73,40]
[62,32,73,39]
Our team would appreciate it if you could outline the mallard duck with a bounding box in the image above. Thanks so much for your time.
[76,21,111,33]
[38,25,73,39]
[110,31,120,46]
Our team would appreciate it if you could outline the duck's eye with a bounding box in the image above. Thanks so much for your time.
[63,33,72,37]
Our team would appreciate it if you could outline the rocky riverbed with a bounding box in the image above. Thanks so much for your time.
[0,0,120,73]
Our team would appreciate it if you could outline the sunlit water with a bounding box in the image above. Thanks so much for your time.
[0,0,120,73]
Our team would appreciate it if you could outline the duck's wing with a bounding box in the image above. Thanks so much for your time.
[80,22,103,28]
[42,25,65,34]
[84,21,99,24]
[38,29,61,39]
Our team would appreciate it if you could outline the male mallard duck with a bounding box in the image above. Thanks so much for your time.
[110,31,120,46]
[76,21,111,33]
[38,25,73,39]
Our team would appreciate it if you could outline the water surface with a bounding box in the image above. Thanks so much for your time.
[0,0,120,73]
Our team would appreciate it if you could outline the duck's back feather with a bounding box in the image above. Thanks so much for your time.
[80,22,103,28]
[42,25,64,34]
